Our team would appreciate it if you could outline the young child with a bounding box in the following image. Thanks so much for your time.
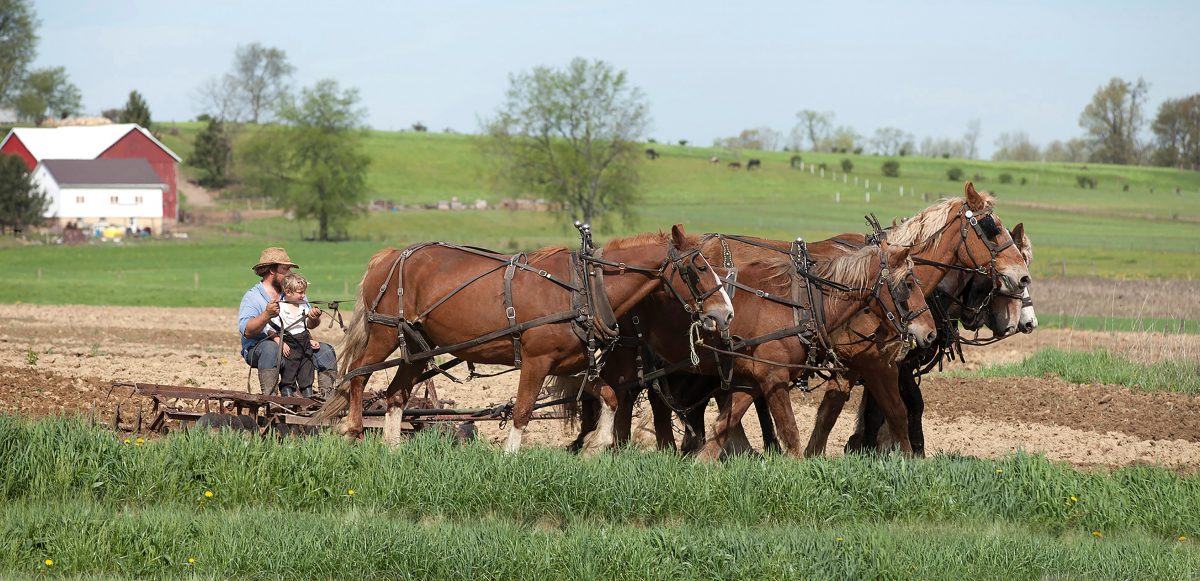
[269,273,322,398]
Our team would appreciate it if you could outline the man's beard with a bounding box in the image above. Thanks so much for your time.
[270,275,284,293]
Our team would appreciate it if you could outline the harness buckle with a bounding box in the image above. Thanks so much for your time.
[505,306,516,321]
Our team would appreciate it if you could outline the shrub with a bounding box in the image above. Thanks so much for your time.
[1076,175,1097,189]
[853,147,863,155]
[678,139,688,147]
[998,173,1013,184]
[941,153,950,159]
[1020,177,1028,186]
[818,162,828,171]
[411,122,427,132]
[881,160,900,177]
[973,173,986,182]
[790,154,802,169]
[840,158,853,173]
[1122,184,1129,192]
[947,167,964,181]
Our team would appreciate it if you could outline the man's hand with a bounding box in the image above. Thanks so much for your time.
[308,305,322,320]
[265,300,280,317]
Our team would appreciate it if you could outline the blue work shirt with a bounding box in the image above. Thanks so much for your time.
[238,283,308,361]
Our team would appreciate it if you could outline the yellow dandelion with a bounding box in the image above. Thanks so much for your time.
[123,439,131,444]
[1180,536,1188,542]
[187,557,196,564]
[835,537,844,542]
[204,490,213,498]
[995,468,1004,474]
[44,559,53,567]
[135,437,145,444]
[347,489,355,496]
[1092,531,1104,538]
[1070,496,1078,502]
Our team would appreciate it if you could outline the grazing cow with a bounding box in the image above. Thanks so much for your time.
[728,161,742,170]
[709,156,720,164]
[746,158,762,171]
[645,148,660,160]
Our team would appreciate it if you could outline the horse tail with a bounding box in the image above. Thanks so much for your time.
[542,374,586,427]
[313,248,396,424]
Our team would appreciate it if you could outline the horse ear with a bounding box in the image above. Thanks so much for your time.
[670,224,688,249]
[1011,222,1032,259]
[884,241,909,270]
[965,181,989,212]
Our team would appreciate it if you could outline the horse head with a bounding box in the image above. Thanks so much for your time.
[960,182,1032,296]
[667,224,734,334]
[875,241,938,350]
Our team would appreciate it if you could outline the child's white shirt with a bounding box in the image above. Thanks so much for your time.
[272,301,310,337]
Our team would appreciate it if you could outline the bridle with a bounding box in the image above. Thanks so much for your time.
[869,248,929,345]
[909,204,1022,305]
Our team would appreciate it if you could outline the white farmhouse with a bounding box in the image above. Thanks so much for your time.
[33,158,167,234]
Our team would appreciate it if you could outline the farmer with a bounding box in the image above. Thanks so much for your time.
[238,247,337,397]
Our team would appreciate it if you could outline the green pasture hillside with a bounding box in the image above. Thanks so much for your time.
[1,124,1196,309]
[157,122,1200,278]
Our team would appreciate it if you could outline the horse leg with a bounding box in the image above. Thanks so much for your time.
[860,368,913,456]
[380,364,421,444]
[613,385,641,447]
[699,389,755,462]
[505,357,551,453]
[761,378,802,457]
[340,336,400,439]
[754,395,782,454]
[647,386,678,451]
[804,374,856,457]
[898,368,926,457]
[845,386,886,453]
[580,381,620,455]
[567,396,598,453]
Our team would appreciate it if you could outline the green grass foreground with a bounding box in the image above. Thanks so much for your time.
[2,418,1198,578]
[2,503,1197,580]
[965,348,1200,394]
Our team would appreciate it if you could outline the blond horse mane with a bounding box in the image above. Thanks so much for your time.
[886,192,995,253]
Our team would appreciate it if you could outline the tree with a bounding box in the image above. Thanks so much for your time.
[962,119,981,159]
[240,80,369,241]
[188,115,233,188]
[0,0,38,106]
[819,125,859,153]
[1079,77,1149,165]
[1150,94,1200,170]
[870,127,912,156]
[483,58,650,227]
[1043,138,1090,163]
[119,90,151,128]
[791,110,833,151]
[194,43,293,123]
[715,127,782,151]
[0,153,48,234]
[14,66,81,124]
[233,43,293,123]
[992,132,1041,162]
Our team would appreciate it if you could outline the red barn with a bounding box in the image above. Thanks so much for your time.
[0,124,182,222]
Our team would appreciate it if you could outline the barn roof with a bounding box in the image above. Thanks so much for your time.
[39,159,166,188]
[0,124,181,163]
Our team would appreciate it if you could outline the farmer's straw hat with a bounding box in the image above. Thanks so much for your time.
[252,247,299,270]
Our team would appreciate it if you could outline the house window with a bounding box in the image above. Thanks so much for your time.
[75,196,84,204]
[135,196,144,204]
[110,196,119,204]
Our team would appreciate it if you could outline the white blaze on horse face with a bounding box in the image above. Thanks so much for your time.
[710,268,734,319]
[1019,287,1038,331]
[503,426,524,453]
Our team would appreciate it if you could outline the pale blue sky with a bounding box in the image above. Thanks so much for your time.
[32,0,1200,157]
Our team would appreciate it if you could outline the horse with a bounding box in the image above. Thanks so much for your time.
[645,148,660,160]
[746,159,762,171]
[649,182,1032,457]
[315,225,734,453]
[793,183,1031,457]
[842,223,1037,455]
[728,162,742,170]
[580,239,937,460]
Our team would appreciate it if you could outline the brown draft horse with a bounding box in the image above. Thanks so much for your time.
[799,183,1032,457]
[599,239,938,460]
[843,223,1037,455]
[630,182,1031,457]
[316,225,734,453]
